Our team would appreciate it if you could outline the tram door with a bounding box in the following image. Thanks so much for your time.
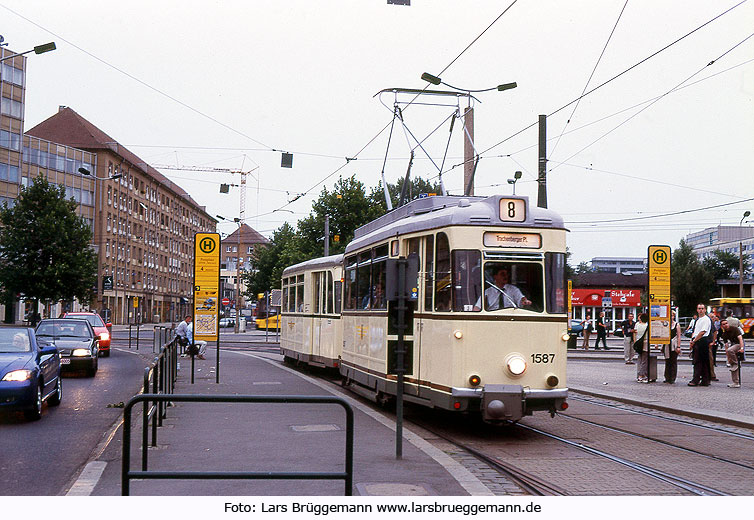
[312,271,323,359]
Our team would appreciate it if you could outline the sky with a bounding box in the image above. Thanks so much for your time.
[3,0,753,265]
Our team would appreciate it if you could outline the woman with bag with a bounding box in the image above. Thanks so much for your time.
[663,311,682,383]
[634,313,650,382]
[581,312,593,350]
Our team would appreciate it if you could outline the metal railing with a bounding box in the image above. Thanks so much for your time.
[122,394,354,496]
[139,333,178,471]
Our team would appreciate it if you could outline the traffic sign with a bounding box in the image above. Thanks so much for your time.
[648,245,672,345]
[194,233,221,341]
[222,298,230,306]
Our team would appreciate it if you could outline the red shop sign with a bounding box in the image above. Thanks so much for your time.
[571,288,641,307]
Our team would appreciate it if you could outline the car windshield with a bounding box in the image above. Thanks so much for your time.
[36,320,93,339]
[0,329,31,352]
[67,314,105,328]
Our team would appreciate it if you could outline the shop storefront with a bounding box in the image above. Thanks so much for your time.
[571,288,642,332]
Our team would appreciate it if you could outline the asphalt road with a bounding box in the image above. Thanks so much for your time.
[0,345,151,496]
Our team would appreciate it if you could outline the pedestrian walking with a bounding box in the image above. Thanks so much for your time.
[634,313,650,383]
[622,313,637,364]
[581,313,593,350]
[720,318,745,388]
[663,311,682,383]
[594,311,608,350]
[709,312,721,381]
[688,303,712,387]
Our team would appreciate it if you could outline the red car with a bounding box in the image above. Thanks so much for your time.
[62,312,112,357]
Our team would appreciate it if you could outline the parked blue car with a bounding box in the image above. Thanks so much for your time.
[0,327,62,420]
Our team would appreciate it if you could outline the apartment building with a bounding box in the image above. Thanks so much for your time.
[27,107,217,324]
[220,223,269,309]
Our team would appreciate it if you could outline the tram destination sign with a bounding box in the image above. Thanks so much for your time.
[648,245,671,345]
[193,232,221,341]
[483,231,541,249]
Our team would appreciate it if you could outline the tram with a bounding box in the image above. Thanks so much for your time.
[709,298,754,337]
[280,194,569,422]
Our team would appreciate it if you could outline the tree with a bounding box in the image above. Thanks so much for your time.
[0,176,97,323]
[368,177,445,213]
[242,223,308,297]
[297,176,383,258]
[671,239,716,317]
[702,249,750,281]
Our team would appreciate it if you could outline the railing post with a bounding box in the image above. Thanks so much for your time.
[142,367,150,471]
[151,359,158,447]
[128,323,132,349]
[136,323,140,350]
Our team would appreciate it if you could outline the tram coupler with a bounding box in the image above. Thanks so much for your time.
[482,384,525,422]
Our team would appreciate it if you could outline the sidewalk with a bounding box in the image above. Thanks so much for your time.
[89,346,489,496]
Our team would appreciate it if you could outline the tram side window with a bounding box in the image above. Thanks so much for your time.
[371,244,388,310]
[334,280,342,314]
[435,232,451,311]
[296,274,305,312]
[357,252,371,309]
[452,250,481,312]
[282,279,289,313]
[425,235,434,312]
[313,272,322,314]
[545,252,566,314]
[327,271,334,314]
[478,262,543,312]
[344,256,357,310]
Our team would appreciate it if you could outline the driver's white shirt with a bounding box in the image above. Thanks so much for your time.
[483,283,524,309]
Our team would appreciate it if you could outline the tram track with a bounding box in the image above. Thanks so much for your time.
[568,393,754,440]
[515,423,729,496]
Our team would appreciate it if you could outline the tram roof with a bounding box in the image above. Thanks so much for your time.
[282,253,344,276]
[347,194,565,254]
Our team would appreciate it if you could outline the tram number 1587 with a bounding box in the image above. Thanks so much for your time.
[531,353,555,364]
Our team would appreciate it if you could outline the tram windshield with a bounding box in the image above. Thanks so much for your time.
[477,262,543,312]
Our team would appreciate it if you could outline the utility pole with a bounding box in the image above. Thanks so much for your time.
[463,106,475,196]
[537,114,548,208]
[324,214,330,256]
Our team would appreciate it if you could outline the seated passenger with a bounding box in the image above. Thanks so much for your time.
[474,266,531,310]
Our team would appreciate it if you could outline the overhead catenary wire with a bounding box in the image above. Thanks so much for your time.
[549,29,754,172]
[550,0,629,159]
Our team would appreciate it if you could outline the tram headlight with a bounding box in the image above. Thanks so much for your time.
[561,332,570,342]
[453,330,463,340]
[505,353,527,376]
[468,374,481,386]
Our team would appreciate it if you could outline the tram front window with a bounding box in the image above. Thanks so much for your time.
[474,262,543,312]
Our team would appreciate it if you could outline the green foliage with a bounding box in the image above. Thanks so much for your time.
[297,176,384,258]
[368,177,445,213]
[0,176,98,307]
[242,223,308,297]
[671,239,716,317]
[702,249,750,280]
[575,261,592,275]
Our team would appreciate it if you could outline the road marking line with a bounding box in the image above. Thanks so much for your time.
[65,461,107,496]
[226,350,493,496]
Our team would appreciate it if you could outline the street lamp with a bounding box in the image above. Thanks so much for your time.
[0,41,56,62]
[79,167,122,180]
[217,214,243,333]
[507,171,522,195]
[740,210,750,298]
[420,72,517,93]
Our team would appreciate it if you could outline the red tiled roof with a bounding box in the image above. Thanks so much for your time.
[225,223,270,245]
[26,107,214,219]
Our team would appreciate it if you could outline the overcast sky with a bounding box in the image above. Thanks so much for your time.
[3,0,753,264]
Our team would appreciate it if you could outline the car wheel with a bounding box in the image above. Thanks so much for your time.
[49,377,62,406]
[24,384,43,421]
[88,357,98,377]
[102,349,110,358]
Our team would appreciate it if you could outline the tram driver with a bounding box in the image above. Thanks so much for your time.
[473,265,532,310]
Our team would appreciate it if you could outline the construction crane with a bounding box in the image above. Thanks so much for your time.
[152,164,259,224]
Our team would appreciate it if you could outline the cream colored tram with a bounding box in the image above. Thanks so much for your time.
[280,255,343,368]
[339,194,568,422]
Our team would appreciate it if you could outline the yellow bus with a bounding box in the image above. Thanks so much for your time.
[709,298,754,337]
